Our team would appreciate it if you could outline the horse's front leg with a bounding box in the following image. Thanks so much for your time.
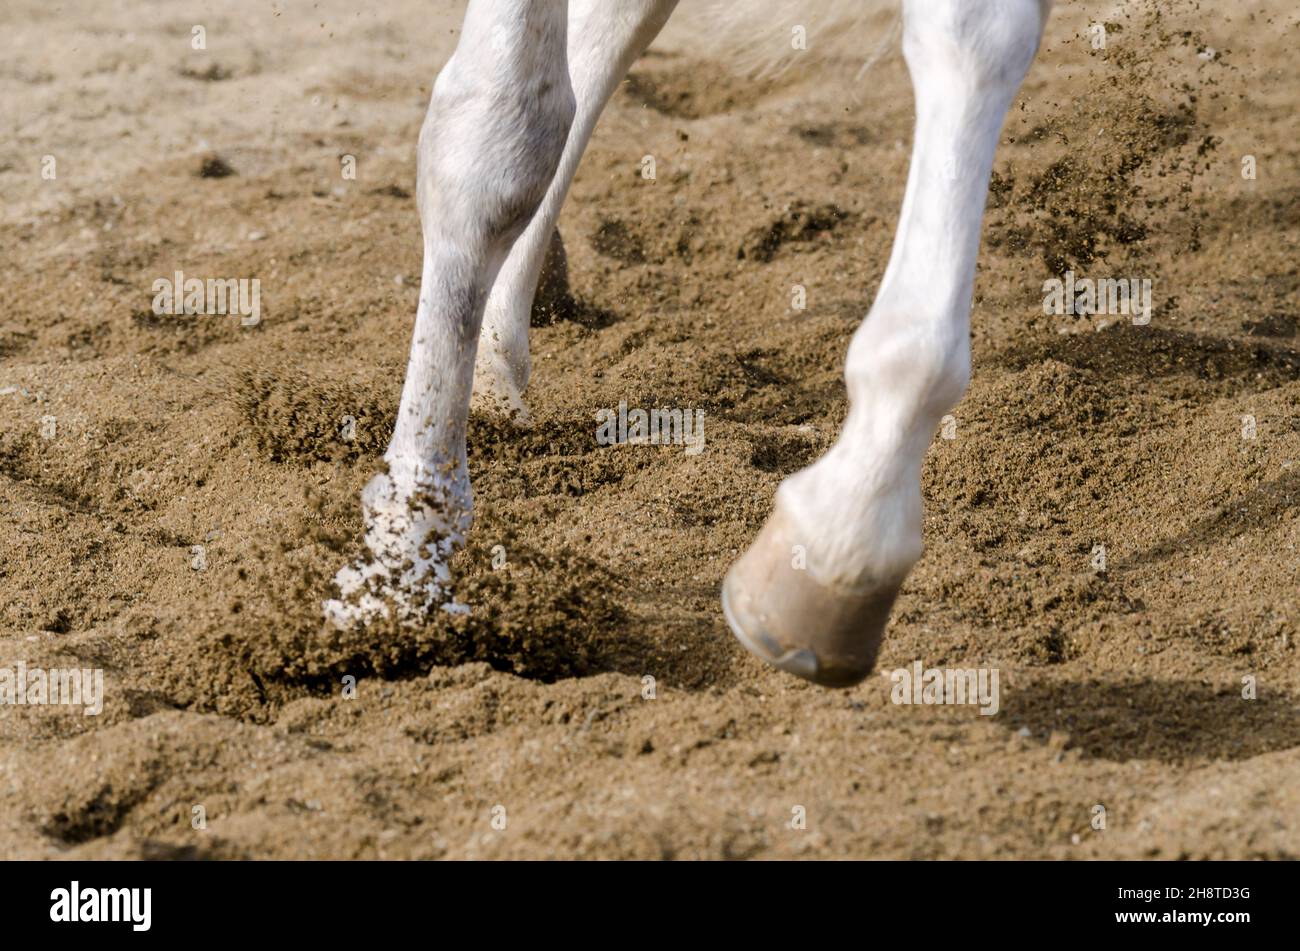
[724,0,1054,685]
[325,0,575,627]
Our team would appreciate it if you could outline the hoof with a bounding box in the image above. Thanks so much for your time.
[322,467,470,629]
[721,502,902,688]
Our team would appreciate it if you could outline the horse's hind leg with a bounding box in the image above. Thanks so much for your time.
[723,0,1053,685]
[471,0,679,421]
[324,0,575,626]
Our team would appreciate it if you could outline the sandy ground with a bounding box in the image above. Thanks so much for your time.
[1,0,1298,859]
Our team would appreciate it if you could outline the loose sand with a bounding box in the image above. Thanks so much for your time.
[1,0,1297,858]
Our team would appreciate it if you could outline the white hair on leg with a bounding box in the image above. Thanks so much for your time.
[325,0,576,628]
[724,0,1053,686]
[472,0,680,422]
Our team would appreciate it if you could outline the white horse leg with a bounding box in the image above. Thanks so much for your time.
[471,0,680,420]
[324,0,575,627]
[723,0,1053,686]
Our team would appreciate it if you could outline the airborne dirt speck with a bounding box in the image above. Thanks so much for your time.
[0,0,1297,859]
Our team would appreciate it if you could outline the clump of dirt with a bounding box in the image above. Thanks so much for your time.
[444,524,634,681]
[467,407,636,500]
[179,62,235,83]
[155,494,633,721]
[233,368,396,464]
[1242,314,1298,339]
[588,208,717,268]
[986,358,1121,432]
[738,201,853,262]
[197,152,236,179]
[987,0,1227,276]
[747,424,822,475]
[928,359,1138,518]
[791,123,874,149]
[591,219,647,264]
[530,228,574,326]
[622,57,776,118]
[998,324,1300,403]
[913,359,1150,643]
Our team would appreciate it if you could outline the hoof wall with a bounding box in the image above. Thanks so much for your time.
[721,503,902,688]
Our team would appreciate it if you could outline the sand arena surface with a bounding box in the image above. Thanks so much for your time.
[0,0,1297,858]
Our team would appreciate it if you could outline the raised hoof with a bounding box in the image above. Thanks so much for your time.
[721,503,902,688]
